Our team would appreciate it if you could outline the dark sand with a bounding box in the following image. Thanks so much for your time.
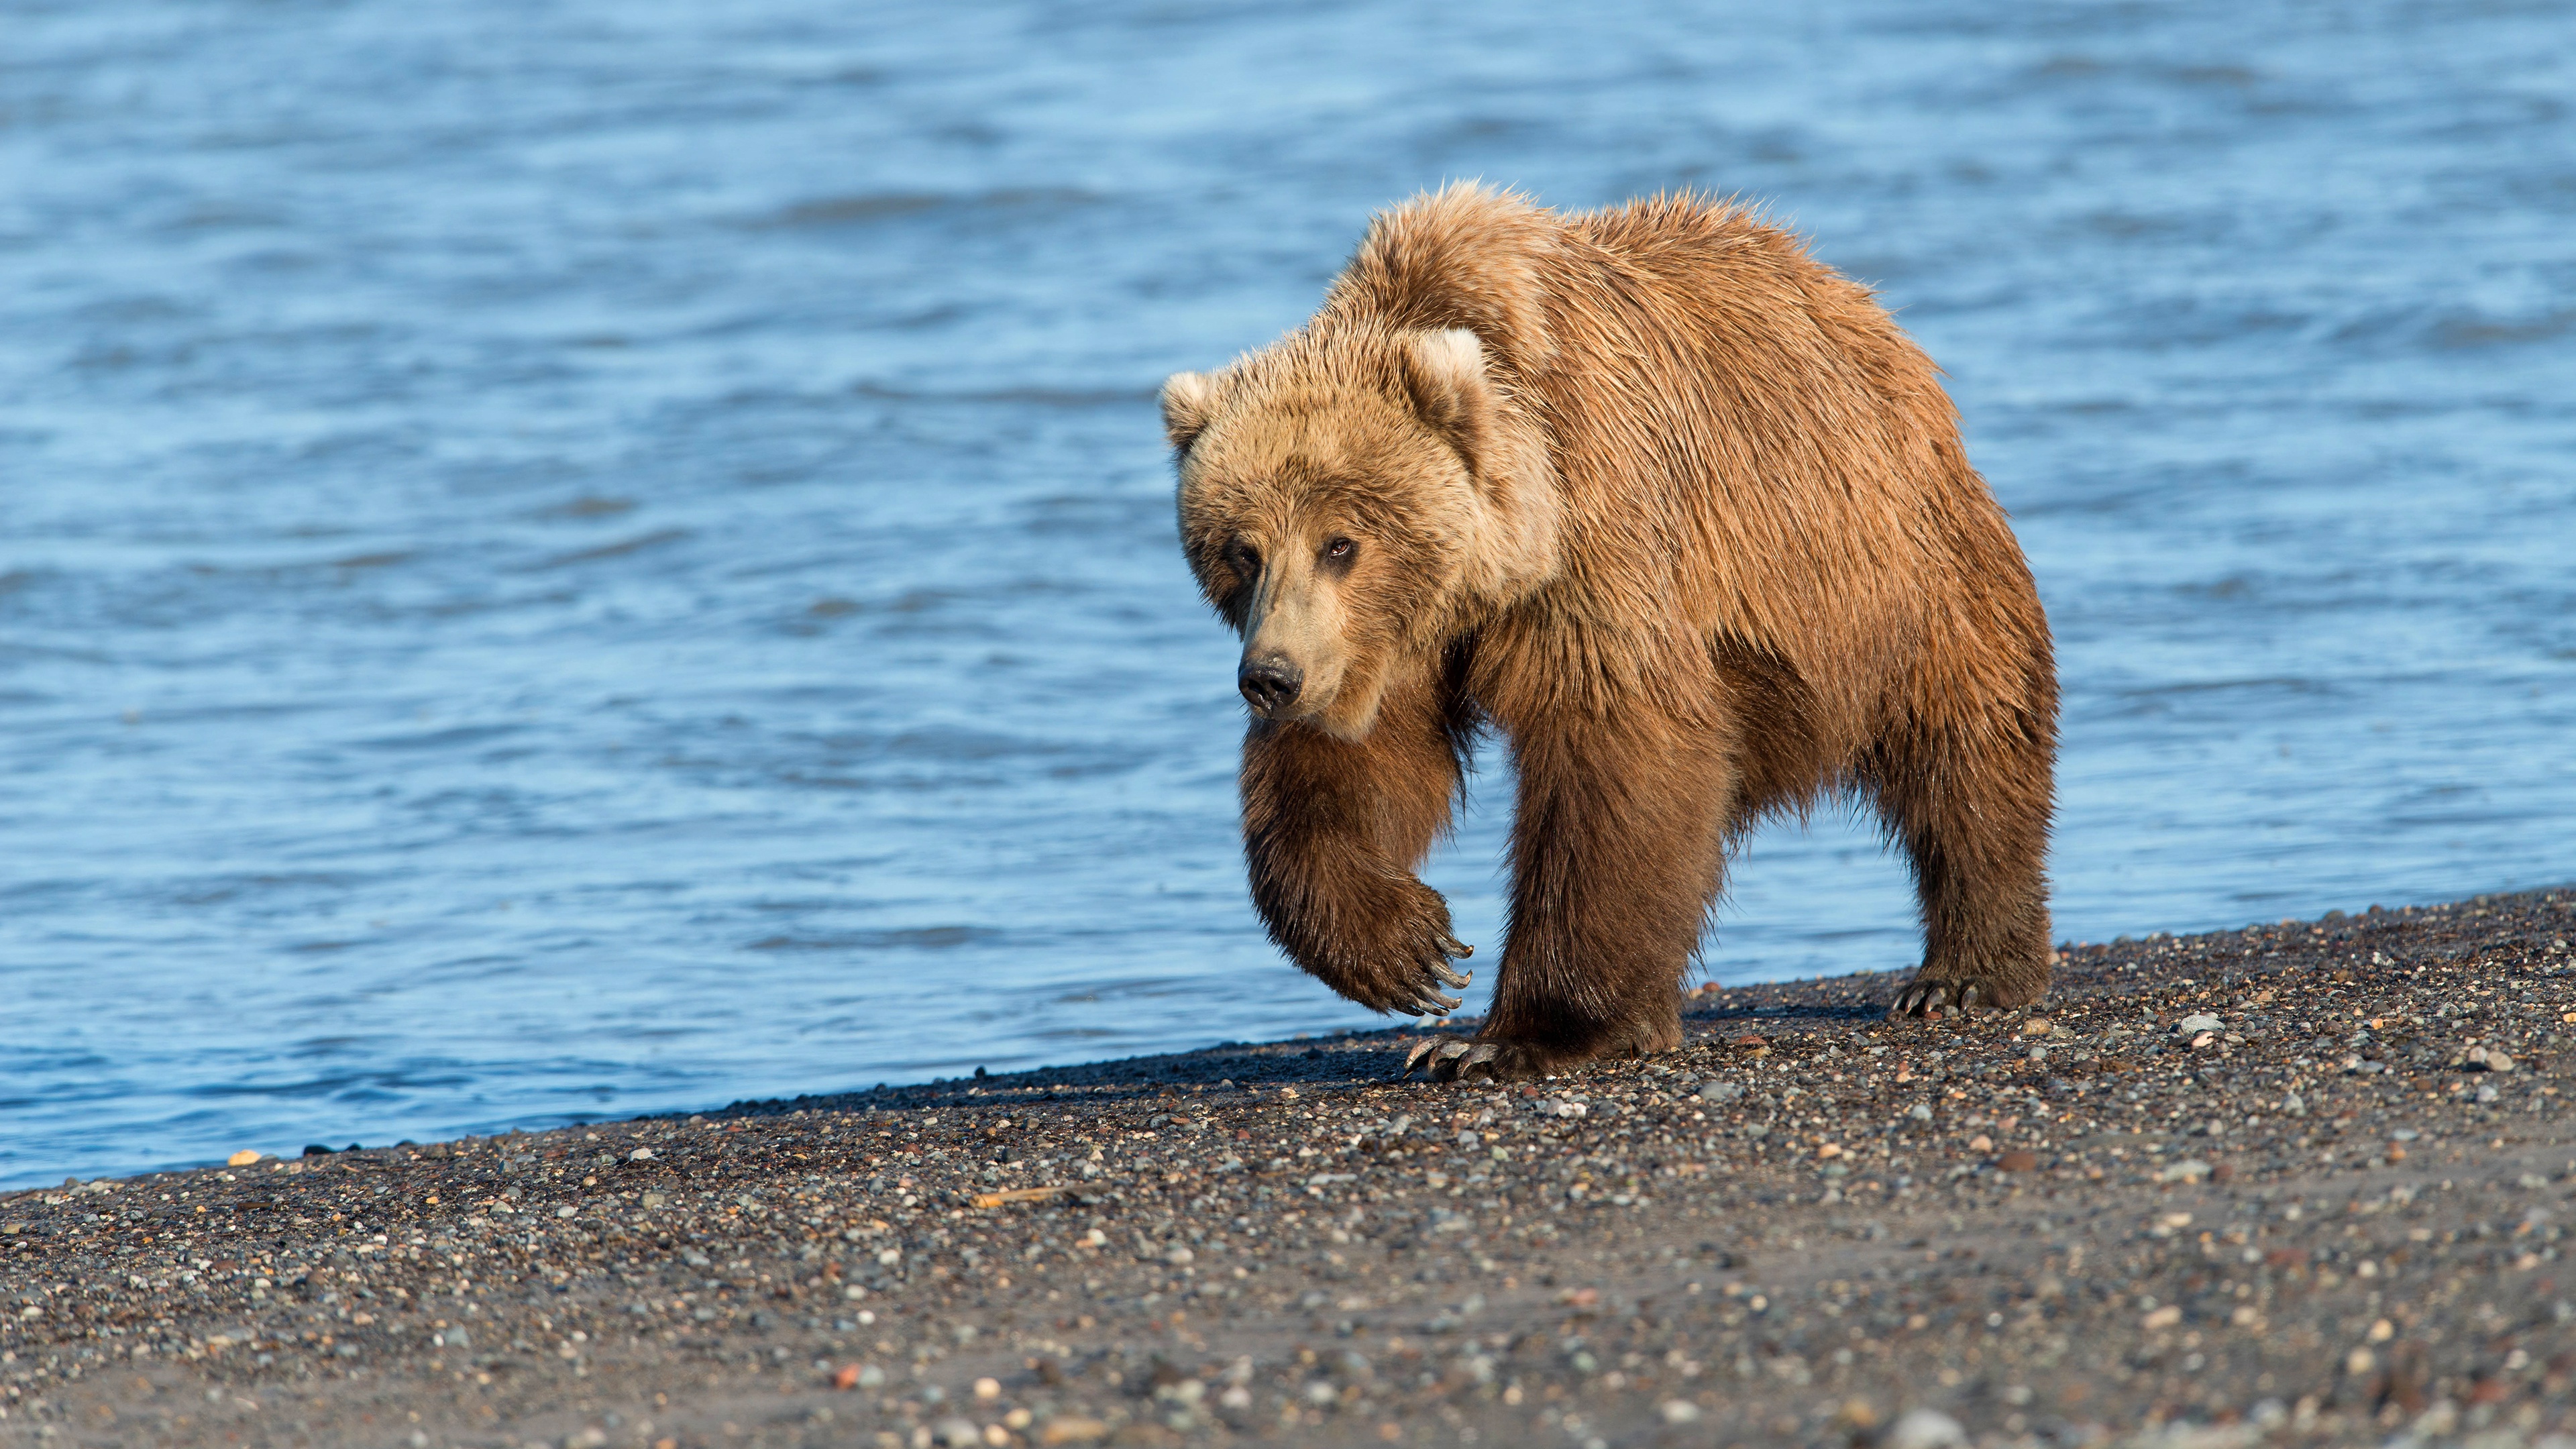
[7,889,2575,1449]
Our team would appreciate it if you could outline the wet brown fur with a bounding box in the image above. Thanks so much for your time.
[1165,184,2057,1079]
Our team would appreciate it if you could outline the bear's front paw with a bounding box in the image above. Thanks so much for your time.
[1401,1035,1552,1083]
[1320,874,1474,1018]
[1890,968,2045,1018]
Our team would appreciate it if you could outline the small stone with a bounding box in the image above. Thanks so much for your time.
[555,1205,578,1219]
[1968,1134,1993,1152]
[1908,1104,1933,1122]
[2176,1014,2224,1036]
[2020,1018,2053,1036]
[1884,1407,1967,1449]
[226,1150,261,1167]
[2160,1159,2212,1183]
[1163,1244,1195,1267]
[2467,1046,2516,1073]
[974,1377,1002,1400]
[629,1147,655,1161]
[2142,1305,2182,1330]
[1998,1150,2039,1173]
[833,1364,862,1391]
[1660,1400,1701,1424]
[1695,1080,1743,1102]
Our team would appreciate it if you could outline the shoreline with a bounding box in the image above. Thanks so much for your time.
[5,885,2573,1448]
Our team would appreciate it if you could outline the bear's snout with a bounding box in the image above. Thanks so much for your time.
[1236,654,1304,715]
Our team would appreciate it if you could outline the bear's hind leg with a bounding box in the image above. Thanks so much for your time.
[1874,702,2057,1017]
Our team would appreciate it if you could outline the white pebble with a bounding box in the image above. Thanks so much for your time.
[1884,1407,1967,1449]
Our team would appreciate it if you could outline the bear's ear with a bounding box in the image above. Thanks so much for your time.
[1161,371,1220,454]
[1398,328,1493,472]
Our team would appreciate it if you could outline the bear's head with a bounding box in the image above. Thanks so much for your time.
[1163,325,1556,739]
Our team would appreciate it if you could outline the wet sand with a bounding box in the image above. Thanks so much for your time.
[6,888,2574,1449]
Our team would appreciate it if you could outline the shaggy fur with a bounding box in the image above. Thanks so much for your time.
[1165,184,2058,1079]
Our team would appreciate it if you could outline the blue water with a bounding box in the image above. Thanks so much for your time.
[3,1,2571,1189]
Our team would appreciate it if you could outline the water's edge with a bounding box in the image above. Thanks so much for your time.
[23,882,2558,1191]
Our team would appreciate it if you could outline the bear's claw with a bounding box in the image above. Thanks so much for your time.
[1402,1036,1497,1075]
[1400,1035,1509,1080]
[1890,977,1983,1018]
[1408,989,1464,1018]
[1889,971,2039,1018]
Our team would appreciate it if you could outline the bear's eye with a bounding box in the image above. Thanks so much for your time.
[1226,541,1260,576]
[1322,537,1356,561]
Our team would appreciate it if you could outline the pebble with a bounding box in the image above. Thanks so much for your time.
[1884,1407,1968,1449]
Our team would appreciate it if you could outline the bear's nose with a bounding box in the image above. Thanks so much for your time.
[1237,655,1304,714]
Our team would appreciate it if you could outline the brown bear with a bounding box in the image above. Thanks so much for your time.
[1161,184,2057,1080]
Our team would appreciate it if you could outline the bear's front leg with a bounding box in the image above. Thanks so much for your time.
[1240,676,1474,1017]
[1412,709,1732,1081]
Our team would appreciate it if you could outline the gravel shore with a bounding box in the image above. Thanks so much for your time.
[7,888,2575,1449]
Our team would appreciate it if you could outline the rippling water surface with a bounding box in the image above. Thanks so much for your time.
[4,1,2571,1186]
